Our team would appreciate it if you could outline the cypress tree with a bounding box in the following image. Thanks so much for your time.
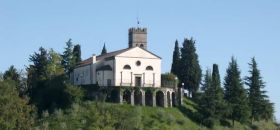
[101,43,107,55]
[224,57,250,126]
[180,38,202,97]
[199,64,227,127]
[171,40,180,77]
[245,57,274,122]
[73,44,82,64]
[211,64,228,122]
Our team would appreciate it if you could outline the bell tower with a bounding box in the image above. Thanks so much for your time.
[128,27,147,49]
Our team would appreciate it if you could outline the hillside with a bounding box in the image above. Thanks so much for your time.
[35,98,278,130]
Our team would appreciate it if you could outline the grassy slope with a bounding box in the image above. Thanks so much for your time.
[108,98,277,130]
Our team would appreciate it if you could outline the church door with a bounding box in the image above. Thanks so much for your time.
[135,77,142,87]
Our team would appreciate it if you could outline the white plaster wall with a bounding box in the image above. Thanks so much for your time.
[95,60,115,86]
[73,65,92,85]
[74,47,161,87]
[114,48,161,87]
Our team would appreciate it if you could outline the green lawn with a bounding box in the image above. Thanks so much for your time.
[107,97,277,130]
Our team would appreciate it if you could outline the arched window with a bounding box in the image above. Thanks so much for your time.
[146,66,153,71]
[140,44,144,48]
[123,65,131,70]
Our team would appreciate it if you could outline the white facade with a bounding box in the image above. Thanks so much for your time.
[73,47,161,87]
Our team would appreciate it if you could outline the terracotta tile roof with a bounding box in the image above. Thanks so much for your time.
[96,48,130,61]
[76,48,130,67]
[75,47,161,68]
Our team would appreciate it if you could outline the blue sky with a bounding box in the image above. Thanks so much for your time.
[0,0,279,121]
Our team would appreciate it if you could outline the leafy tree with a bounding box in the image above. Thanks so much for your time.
[101,43,107,55]
[245,57,274,122]
[61,39,75,76]
[3,65,28,96]
[73,44,82,64]
[3,65,20,85]
[180,38,202,97]
[0,80,35,130]
[0,72,3,81]
[224,57,250,126]
[47,49,65,77]
[171,40,181,77]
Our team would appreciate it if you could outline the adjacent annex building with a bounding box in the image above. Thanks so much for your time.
[72,27,182,107]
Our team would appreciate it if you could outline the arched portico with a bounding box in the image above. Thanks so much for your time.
[134,89,142,105]
[145,90,153,106]
[123,89,131,104]
[156,91,164,107]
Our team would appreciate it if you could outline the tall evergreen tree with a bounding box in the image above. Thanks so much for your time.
[101,43,107,55]
[27,47,49,84]
[171,40,180,77]
[180,38,202,97]
[73,44,82,64]
[27,47,50,110]
[199,64,227,127]
[245,57,274,122]
[61,39,75,76]
[210,64,227,120]
[224,57,250,126]
[200,69,212,92]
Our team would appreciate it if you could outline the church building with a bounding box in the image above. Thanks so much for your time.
[73,28,161,87]
[72,27,181,107]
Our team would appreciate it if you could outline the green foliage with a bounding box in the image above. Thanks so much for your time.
[61,39,75,76]
[64,84,85,103]
[171,40,181,77]
[161,73,177,82]
[198,65,227,128]
[101,43,107,55]
[27,47,84,114]
[0,72,3,81]
[2,65,26,95]
[245,57,274,122]
[224,57,250,125]
[180,38,202,97]
[0,80,35,130]
[73,44,82,64]
[28,47,49,83]
[3,65,20,85]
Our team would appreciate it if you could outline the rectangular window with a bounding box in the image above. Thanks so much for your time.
[107,79,112,86]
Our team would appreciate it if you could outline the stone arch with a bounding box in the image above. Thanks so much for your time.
[134,89,142,105]
[172,92,176,107]
[145,90,153,106]
[167,91,171,107]
[108,89,119,103]
[156,91,164,107]
[123,89,131,104]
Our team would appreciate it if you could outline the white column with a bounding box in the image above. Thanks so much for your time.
[153,73,155,87]
[143,73,145,87]
[120,71,123,86]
